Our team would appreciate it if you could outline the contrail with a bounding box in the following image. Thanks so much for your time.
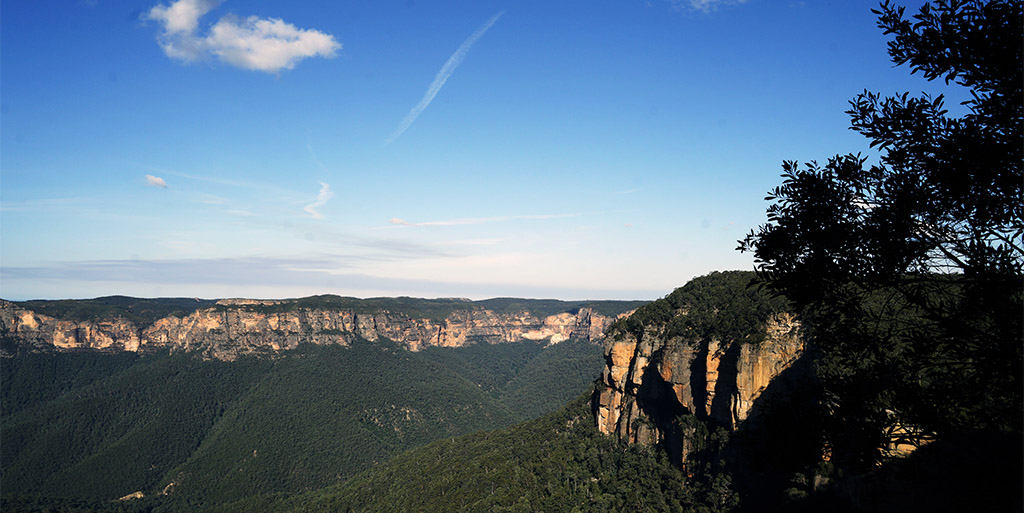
[306,132,332,175]
[384,11,504,146]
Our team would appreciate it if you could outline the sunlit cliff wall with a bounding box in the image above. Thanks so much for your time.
[0,299,631,360]
[594,310,802,461]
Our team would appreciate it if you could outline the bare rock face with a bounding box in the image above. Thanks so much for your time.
[594,309,802,462]
[0,299,632,360]
[0,301,144,352]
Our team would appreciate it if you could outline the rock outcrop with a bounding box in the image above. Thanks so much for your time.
[0,299,633,360]
[595,313,802,435]
[592,272,803,464]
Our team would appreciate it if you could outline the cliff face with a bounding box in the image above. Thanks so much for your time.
[0,299,630,360]
[592,274,802,463]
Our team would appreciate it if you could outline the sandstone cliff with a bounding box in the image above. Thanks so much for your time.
[592,271,802,463]
[0,298,635,360]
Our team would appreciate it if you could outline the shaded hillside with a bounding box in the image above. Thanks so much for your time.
[0,339,607,512]
[1,350,142,417]
[498,339,607,422]
[2,351,270,503]
[418,338,607,422]
[262,395,705,513]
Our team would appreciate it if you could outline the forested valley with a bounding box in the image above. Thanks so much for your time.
[0,338,606,512]
[2,1,1021,512]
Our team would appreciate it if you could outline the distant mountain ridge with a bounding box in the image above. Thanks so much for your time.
[0,296,644,360]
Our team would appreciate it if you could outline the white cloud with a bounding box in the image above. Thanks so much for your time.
[384,11,503,146]
[146,0,341,73]
[303,182,333,219]
[146,174,168,188]
[204,16,342,72]
[147,0,217,35]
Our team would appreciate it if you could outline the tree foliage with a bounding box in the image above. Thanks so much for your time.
[613,271,790,345]
[12,296,216,328]
[278,395,722,513]
[1,339,607,511]
[739,0,1022,469]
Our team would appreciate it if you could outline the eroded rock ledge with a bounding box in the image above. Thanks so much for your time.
[0,298,635,360]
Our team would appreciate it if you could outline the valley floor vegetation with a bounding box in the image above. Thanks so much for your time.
[0,339,607,512]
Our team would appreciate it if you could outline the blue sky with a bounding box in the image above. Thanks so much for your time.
[1,0,961,300]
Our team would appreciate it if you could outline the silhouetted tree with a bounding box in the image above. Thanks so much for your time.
[739,0,1022,470]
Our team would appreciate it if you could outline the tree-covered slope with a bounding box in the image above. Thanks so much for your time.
[0,338,610,512]
[269,395,706,513]
[497,339,606,422]
[158,340,518,506]
[418,339,550,397]
[418,338,607,422]
[1,351,143,417]
[1,352,272,502]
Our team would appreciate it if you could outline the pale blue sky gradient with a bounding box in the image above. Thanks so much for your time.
[1,0,963,300]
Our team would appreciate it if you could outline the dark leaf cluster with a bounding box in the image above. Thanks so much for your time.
[739,0,1022,470]
[613,271,790,346]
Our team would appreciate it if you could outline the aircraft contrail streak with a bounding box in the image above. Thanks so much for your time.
[384,11,504,146]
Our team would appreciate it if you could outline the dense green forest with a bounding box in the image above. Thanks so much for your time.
[0,338,605,512]
[611,270,791,343]
[269,395,711,513]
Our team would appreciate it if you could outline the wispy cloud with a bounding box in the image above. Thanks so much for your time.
[0,256,663,301]
[670,0,749,13]
[389,213,576,227]
[145,174,169,188]
[306,134,332,175]
[384,11,504,146]
[197,194,230,205]
[173,171,260,188]
[441,238,506,246]
[303,182,333,219]
[146,0,341,73]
